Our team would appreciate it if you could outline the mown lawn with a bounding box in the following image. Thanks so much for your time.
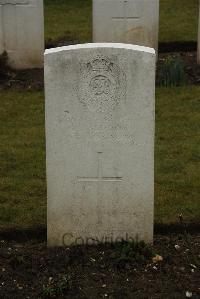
[0,92,46,230]
[159,0,199,43]
[155,87,200,224]
[44,0,92,44]
[0,87,199,229]
[44,0,199,44]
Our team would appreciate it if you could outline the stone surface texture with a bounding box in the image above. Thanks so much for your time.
[45,43,155,247]
[198,0,200,64]
[0,0,44,69]
[93,0,159,51]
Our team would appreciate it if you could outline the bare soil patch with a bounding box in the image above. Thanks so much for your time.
[0,234,199,298]
[0,52,200,91]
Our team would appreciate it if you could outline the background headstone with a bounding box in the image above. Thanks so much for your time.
[93,0,159,51]
[198,0,200,64]
[0,0,44,69]
[45,43,155,247]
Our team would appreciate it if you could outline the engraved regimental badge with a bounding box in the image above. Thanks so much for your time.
[78,56,126,112]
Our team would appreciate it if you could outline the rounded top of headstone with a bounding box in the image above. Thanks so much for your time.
[45,43,155,56]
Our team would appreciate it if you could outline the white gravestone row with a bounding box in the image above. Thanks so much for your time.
[45,43,155,247]
[0,0,44,69]
[0,0,200,68]
[93,0,160,51]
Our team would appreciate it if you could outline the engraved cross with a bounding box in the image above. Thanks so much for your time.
[77,152,122,225]
[112,0,140,41]
[77,152,123,183]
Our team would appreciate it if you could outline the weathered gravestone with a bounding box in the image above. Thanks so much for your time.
[198,1,200,64]
[0,0,44,69]
[93,0,159,51]
[45,43,155,247]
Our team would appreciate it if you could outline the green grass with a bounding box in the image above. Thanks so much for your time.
[0,91,46,229]
[0,87,199,229]
[44,0,92,44]
[44,0,199,44]
[155,87,200,223]
[159,0,199,43]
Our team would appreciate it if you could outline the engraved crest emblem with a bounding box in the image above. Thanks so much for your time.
[78,56,126,112]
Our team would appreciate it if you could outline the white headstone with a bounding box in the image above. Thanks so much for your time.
[45,43,155,247]
[0,0,44,69]
[93,0,159,51]
[198,1,200,64]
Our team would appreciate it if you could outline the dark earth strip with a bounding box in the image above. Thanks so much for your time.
[1,52,200,91]
[0,234,199,298]
[0,223,200,242]
[45,39,198,54]
[158,41,197,53]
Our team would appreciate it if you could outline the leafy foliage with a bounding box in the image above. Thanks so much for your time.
[110,240,155,268]
[41,274,72,298]
[158,55,187,87]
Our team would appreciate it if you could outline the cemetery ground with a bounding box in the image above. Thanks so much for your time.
[0,76,200,298]
[44,0,199,47]
[0,0,200,298]
[0,235,199,298]
[0,86,200,229]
